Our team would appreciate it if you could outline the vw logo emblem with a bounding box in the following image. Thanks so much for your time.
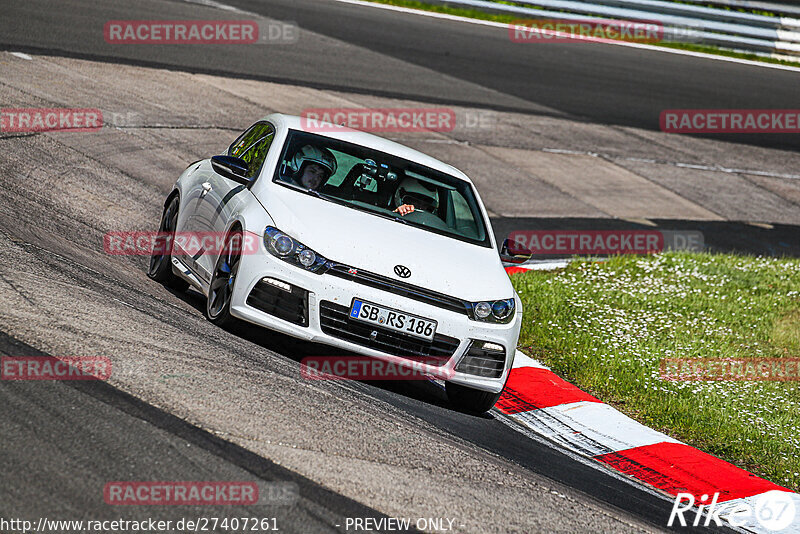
[394,265,411,278]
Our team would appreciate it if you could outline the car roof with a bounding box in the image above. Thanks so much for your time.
[262,113,474,185]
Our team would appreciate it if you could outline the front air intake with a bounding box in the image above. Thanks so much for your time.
[456,341,506,378]
[246,277,309,327]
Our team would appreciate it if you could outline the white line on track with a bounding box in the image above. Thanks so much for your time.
[180,0,251,13]
[540,147,800,180]
[332,0,800,73]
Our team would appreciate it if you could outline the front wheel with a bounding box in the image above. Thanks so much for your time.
[205,228,243,327]
[445,381,503,413]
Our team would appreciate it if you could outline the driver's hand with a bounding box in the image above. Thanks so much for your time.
[393,204,415,216]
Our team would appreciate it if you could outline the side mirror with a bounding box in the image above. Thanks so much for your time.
[211,155,251,185]
[500,238,532,264]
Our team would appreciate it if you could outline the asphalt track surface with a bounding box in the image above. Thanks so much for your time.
[1,0,799,150]
[0,333,400,533]
[0,0,795,532]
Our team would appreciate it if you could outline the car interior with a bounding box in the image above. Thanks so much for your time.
[276,134,486,242]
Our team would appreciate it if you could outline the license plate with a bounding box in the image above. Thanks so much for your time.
[349,298,437,341]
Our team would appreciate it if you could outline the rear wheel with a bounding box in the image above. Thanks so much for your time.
[445,381,502,413]
[205,228,243,327]
[148,196,189,291]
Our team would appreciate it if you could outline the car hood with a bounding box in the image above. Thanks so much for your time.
[260,185,513,301]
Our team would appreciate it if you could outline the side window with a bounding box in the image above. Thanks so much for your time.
[228,122,275,179]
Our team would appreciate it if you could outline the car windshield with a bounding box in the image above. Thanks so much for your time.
[273,130,491,247]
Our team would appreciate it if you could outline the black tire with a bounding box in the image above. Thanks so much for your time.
[148,196,189,291]
[205,228,243,327]
[445,381,503,413]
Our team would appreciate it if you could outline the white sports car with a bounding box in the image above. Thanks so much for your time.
[149,114,530,412]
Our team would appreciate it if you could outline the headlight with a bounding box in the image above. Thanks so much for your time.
[273,234,294,256]
[469,298,515,324]
[298,248,316,267]
[264,227,328,273]
[492,300,513,321]
[474,301,492,319]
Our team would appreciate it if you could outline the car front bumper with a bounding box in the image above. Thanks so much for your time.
[229,250,521,394]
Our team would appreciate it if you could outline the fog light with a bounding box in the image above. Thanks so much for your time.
[262,277,291,292]
[481,342,504,352]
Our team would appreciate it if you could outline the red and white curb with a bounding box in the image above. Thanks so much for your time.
[503,259,570,276]
[501,265,799,532]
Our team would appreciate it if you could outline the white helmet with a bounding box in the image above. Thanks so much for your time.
[393,178,439,213]
[287,145,337,177]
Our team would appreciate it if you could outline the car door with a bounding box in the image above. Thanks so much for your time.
[193,121,276,280]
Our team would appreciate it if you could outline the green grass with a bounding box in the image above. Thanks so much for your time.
[511,252,800,490]
[361,0,800,68]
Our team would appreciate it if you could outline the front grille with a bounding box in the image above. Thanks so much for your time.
[326,263,471,316]
[456,341,506,378]
[318,301,460,364]
[246,278,309,326]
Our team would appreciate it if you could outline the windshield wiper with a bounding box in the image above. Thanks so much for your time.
[304,188,328,200]
[296,186,342,205]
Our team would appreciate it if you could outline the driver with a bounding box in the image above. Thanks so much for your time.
[285,145,338,190]
[392,178,439,216]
